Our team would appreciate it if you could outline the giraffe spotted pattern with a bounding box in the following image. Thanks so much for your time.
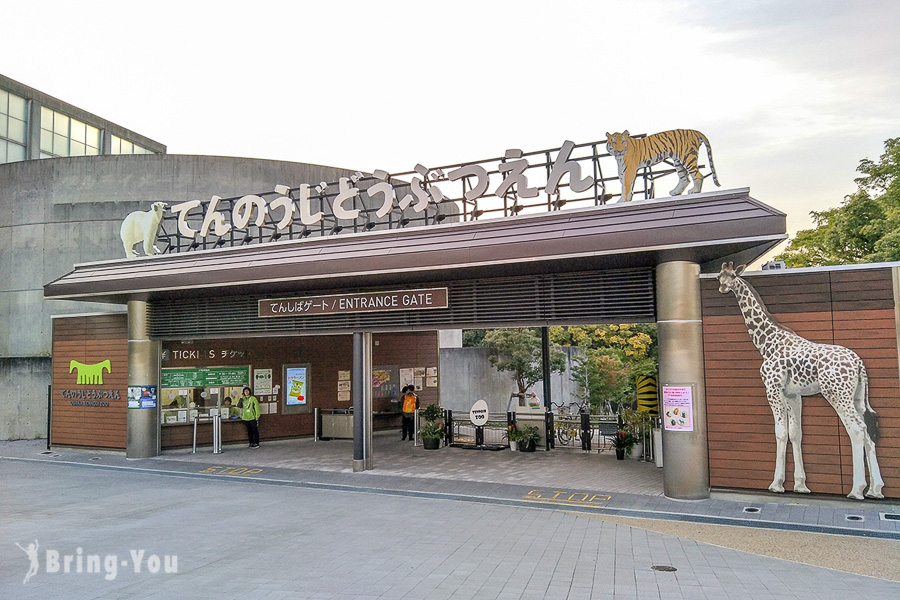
[717,262,884,500]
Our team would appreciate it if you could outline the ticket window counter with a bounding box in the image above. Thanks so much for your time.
[160,386,246,425]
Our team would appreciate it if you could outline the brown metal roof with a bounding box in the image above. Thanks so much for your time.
[44,188,786,304]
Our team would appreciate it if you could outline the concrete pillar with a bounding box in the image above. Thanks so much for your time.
[352,332,374,472]
[126,300,160,459]
[27,99,41,160]
[656,261,710,499]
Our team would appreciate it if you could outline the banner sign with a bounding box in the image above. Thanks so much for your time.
[161,366,250,388]
[259,287,448,317]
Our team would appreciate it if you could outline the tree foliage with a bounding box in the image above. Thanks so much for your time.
[549,324,657,378]
[776,137,900,266]
[571,350,634,414]
[550,324,658,414]
[482,328,566,394]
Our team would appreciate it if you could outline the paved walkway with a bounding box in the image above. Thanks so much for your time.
[2,436,899,598]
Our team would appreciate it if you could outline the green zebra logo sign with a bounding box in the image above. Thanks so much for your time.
[69,360,111,385]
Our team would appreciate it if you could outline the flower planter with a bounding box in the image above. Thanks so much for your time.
[422,437,441,450]
[518,440,537,452]
[615,447,626,460]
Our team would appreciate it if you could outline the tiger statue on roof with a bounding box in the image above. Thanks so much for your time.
[606,129,720,202]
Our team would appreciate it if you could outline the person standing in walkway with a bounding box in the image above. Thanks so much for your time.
[400,385,419,441]
[239,386,261,448]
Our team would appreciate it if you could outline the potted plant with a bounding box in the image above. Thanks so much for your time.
[620,407,649,459]
[517,424,541,452]
[610,429,637,460]
[419,403,444,450]
[507,426,523,451]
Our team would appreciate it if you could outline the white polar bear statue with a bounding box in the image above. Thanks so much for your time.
[120,202,168,259]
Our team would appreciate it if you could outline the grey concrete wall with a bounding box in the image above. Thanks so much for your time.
[438,346,585,415]
[0,154,361,439]
[0,357,50,440]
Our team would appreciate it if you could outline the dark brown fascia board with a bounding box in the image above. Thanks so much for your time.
[44,188,785,303]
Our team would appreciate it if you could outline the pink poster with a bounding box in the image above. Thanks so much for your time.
[662,385,693,431]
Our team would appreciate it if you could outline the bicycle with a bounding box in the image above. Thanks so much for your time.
[552,402,593,446]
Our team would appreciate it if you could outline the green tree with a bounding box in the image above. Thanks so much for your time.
[462,329,486,347]
[549,324,657,378]
[776,137,900,266]
[482,328,566,394]
[571,350,634,414]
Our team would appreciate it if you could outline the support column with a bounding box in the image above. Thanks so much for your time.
[352,332,374,472]
[541,327,552,411]
[126,300,160,459]
[656,261,710,499]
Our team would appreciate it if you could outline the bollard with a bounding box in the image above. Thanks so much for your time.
[212,413,222,454]
[192,417,198,454]
[446,409,454,445]
[314,407,319,441]
[545,412,554,451]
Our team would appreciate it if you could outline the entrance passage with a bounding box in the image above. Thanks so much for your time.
[46,189,787,499]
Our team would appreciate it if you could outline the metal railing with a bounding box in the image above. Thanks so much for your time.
[192,412,222,454]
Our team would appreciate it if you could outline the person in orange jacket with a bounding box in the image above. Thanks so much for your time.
[400,385,419,441]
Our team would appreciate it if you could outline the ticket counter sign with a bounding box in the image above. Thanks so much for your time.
[161,366,250,388]
[662,385,693,431]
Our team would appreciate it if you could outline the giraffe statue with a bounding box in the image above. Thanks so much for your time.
[717,262,884,500]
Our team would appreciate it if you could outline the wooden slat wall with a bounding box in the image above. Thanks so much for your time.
[702,268,900,498]
[161,331,439,449]
[51,315,128,449]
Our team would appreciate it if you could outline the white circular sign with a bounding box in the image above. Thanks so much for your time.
[469,399,489,427]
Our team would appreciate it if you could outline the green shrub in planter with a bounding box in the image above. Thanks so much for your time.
[419,403,444,449]
[517,424,540,452]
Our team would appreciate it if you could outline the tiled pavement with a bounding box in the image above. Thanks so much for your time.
[2,436,899,599]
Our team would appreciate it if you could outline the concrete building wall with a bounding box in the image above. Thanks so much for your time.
[0,357,50,439]
[438,346,585,415]
[0,153,360,439]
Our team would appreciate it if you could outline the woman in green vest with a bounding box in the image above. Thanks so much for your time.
[239,386,261,448]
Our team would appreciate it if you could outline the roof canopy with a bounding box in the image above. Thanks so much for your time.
[44,188,785,304]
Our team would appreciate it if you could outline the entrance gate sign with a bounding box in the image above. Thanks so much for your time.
[151,135,688,255]
[469,399,489,427]
[259,288,448,317]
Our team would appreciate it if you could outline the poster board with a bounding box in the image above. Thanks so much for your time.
[662,384,694,431]
[283,364,311,414]
[373,366,399,399]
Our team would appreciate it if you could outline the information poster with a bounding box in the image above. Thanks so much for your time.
[285,366,308,405]
[127,386,141,409]
[662,385,694,431]
[254,369,273,395]
[140,385,157,409]
[399,368,415,390]
[373,366,399,398]
[162,367,250,388]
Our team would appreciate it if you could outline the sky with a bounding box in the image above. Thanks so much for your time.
[4,0,899,256]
